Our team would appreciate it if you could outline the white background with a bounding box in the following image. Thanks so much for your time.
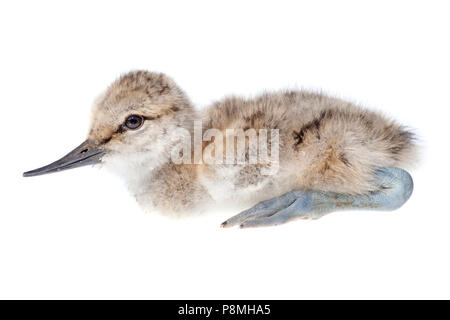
[1,0,449,299]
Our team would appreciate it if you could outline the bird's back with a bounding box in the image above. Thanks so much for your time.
[203,90,417,196]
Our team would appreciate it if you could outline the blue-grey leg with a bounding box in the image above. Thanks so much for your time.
[221,167,413,228]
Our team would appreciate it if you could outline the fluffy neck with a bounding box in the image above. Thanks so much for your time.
[139,162,209,213]
[105,110,211,212]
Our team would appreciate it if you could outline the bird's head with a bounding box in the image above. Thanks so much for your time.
[23,71,194,181]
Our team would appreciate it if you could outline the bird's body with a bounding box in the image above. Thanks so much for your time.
[24,71,417,227]
[143,90,416,214]
[202,91,415,200]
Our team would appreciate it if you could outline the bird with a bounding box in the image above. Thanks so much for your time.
[23,70,417,228]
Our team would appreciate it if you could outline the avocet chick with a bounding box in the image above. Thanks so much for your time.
[24,71,417,228]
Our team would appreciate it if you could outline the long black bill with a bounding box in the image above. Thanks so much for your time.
[23,140,104,177]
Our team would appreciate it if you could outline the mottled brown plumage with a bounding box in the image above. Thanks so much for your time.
[205,91,416,195]
[23,69,416,227]
[83,70,417,216]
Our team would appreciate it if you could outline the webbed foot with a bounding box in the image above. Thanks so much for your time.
[221,167,413,228]
[221,190,319,228]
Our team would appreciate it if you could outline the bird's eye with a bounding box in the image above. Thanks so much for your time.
[124,115,144,130]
